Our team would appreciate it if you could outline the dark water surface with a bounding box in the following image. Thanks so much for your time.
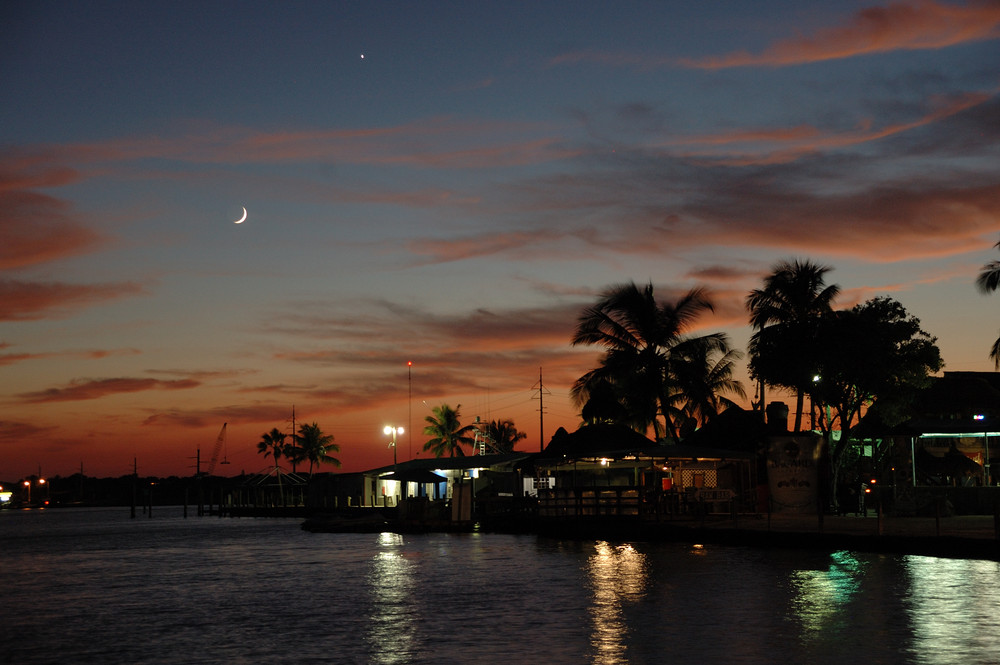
[2,507,1000,664]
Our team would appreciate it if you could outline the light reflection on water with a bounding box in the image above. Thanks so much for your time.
[587,541,647,664]
[789,550,865,638]
[366,532,417,664]
[905,556,1000,664]
[2,507,1000,664]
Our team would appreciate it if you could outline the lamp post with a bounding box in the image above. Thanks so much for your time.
[384,425,403,506]
[810,374,821,431]
[23,479,31,503]
[384,425,403,471]
[975,414,990,485]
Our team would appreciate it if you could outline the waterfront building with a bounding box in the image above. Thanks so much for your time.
[849,371,1000,516]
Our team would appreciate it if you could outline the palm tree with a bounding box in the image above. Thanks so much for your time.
[579,378,632,426]
[423,404,475,457]
[671,336,746,434]
[257,427,290,503]
[746,259,839,431]
[486,419,527,453]
[571,281,719,441]
[293,422,341,477]
[257,427,289,469]
[976,240,1000,367]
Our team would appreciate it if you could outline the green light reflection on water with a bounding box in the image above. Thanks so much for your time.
[789,549,865,639]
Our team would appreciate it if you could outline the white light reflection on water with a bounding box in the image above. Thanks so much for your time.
[904,556,1000,665]
[586,540,648,664]
[366,532,417,664]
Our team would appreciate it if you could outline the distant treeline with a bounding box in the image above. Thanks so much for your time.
[6,474,250,507]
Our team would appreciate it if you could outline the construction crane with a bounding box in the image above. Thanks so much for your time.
[206,423,228,475]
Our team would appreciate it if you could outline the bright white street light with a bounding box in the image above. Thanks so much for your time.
[384,426,403,468]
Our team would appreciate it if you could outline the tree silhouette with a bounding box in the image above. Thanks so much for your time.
[257,427,290,503]
[810,296,942,486]
[572,281,727,441]
[486,419,527,453]
[746,259,839,431]
[293,422,341,477]
[976,239,1000,367]
[671,338,746,436]
[423,404,475,457]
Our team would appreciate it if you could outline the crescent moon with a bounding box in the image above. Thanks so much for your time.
[233,207,247,224]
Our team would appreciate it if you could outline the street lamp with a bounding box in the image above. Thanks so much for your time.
[23,479,31,503]
[384,425,403,469]
[810,375,821,430]
[384,425,404,506]
[975,414,990,485]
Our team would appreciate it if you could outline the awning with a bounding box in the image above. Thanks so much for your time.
[380,470,447,484]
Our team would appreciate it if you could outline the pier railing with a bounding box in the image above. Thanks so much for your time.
[537,486,751,521]
[538,487,642,518]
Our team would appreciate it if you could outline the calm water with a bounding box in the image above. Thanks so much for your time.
[2,507,1000,664]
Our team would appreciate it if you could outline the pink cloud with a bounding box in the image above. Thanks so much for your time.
[399,175,1000,267]
[0,351,51,366]
[405,228,572,264]
[19,377,201,404]
[668,91,993,164]
[711,182,1000,262]
[0,189,104,270]
[0,279,145,321]
[682,1,1000,69]
[6,117,574,173]
[141,403,292,429]
[0,420,59,443]
[0,347,141,367]
[550,2,1000,72]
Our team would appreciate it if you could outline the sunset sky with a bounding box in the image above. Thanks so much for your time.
[2,1,999,479]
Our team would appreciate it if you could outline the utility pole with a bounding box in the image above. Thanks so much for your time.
[290,405,297,473]
[532,367,549,452]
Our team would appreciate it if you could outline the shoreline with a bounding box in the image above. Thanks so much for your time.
[526,513,1000,560]
[300,509,1000,560]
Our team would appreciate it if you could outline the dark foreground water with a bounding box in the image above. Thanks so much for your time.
[2,507,1000,664]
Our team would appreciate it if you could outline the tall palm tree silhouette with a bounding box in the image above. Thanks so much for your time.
[976,240,1000,368]
[294,422,341,477]
[671,338,746,435]
[422,404,475,457]
[486,419,527,453]
[746,259,839,431]
[572,281,725,441]
[257,427,290,503]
